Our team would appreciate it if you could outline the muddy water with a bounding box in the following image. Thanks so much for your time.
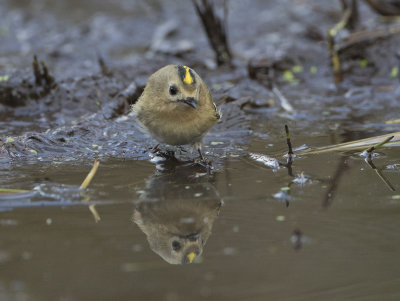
[1,1,400,301]
[1,141,400,301]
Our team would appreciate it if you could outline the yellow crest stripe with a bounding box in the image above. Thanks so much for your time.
[183,66,194,85]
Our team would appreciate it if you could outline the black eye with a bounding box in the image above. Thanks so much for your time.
[169,85,178,95]
[172,240,181,251]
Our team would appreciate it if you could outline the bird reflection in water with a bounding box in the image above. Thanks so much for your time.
[133,161,222,264]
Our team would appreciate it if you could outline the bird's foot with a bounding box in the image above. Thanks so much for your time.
[149,144,178,161]
[157,149,176,160]
[194,148,213,171]
[151,144,160,154]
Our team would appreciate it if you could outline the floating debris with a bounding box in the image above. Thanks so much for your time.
[386,164,400,170]
[273,190,291,202]
[276,215,286,222]
[249,153,280,169]
[292,172,311,186]
[273,186,291,206]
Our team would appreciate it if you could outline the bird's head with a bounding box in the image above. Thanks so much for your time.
[147,64,202,110]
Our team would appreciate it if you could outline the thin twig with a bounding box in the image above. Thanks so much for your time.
[297,132,400,155]
[338,25,400,53]
[32,55,42,85]
[327,8,352,83]
[278,125,294,177]
[365,135,394,154]
[80,160,100,189]
[0,188,31,194]
[285,125,294,156]
[341,0,358,30]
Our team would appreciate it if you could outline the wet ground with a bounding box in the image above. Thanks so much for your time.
[1,1,400,300]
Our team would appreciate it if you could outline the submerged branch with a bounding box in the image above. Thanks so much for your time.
[365,159,396,192]
[322,156,349,207]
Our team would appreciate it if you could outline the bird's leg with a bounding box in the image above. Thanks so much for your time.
[150,144,175,159]
[166,149,176,158]
[197,148,204,161]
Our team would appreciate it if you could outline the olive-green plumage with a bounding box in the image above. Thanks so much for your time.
[132,65,220,152]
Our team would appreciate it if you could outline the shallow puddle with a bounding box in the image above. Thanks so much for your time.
[1,133,399,301]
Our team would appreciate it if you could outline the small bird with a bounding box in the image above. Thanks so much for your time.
[132,65,221,160]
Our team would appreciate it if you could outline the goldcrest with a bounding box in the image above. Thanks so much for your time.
[132,65,220,159]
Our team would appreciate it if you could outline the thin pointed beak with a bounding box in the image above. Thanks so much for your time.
[182,97,197,109]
